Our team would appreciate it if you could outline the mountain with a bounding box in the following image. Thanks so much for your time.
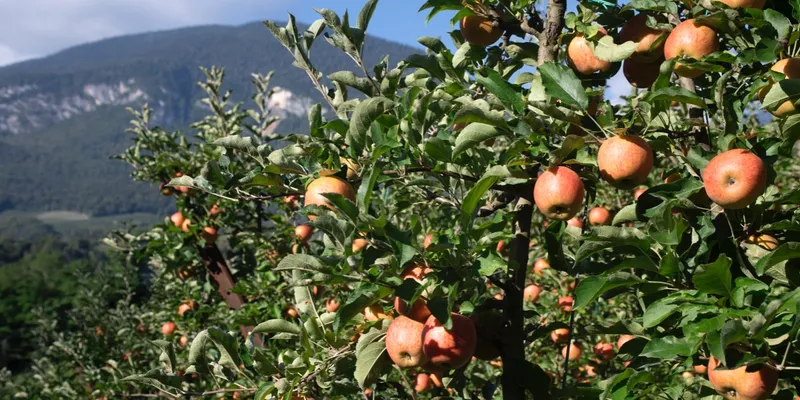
[0,22,418,218]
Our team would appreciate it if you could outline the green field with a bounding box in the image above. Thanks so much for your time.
[0,210,162,241]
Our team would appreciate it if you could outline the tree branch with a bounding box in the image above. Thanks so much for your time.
[678,77,711,147]
[537,0,568,64]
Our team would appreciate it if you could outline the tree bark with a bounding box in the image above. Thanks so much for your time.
[678,77,711,147]
[200,243,263,347]
[537,0,567,64]
[501,188,534,400]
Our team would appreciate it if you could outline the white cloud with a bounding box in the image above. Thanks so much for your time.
[0,0,290,67]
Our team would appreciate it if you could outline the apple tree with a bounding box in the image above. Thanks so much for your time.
[113,0,800,399]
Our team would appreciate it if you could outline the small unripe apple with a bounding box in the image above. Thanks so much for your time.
[363,304,389,322]
[598,135,654,189]
[534,166,585,220]
[284,195,298,209]
[703,149,766,209]
[496,240,506,254]
[588,207,612,226]
[286,307,299,319]
[179,335,189,347]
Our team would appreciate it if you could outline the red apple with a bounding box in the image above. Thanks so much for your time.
[551,328,570,344]
[295,225,313,242]
[562,343,582,361]
[708,356,778,400]
[533,258,551,275]
[664,19,719,78]
[567,26,612,75]
[534,166,585,220]
[524,285,541,303]
[598,135,654,189]
[588,207,612,226]
[386,316,428,368]
[593,341,614,361]
[703,149,766,209]
[422,313,477,369]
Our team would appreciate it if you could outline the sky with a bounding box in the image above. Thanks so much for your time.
[0,0,630,101]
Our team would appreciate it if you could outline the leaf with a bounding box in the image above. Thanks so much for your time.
[574,227,651,263]
[764,9,791,41]
[453,123,504,157]
[333,285,392,332]
[268,145,307,174]
[474,68,526,114]
[755,242,800,275]
[612,204,638,226]
[460,175,500,229]
[762,80,800,112]
[592,35,638,62]
[206,327,244,370]
[707,319,747,366]
[354,340,387,388]
[478,252,507,276]
[424,137,452,162]
[692,255,733,298]
[356,0,378,32]
[151,340,177,374]
[643,299,680,328]
[322,193,359,222]
[357,160,381,212]
[276,254,329,273]
[550,135,586,163]
[574,272,642,309]
[539,62,589,109]
[648,87,707,108]
[453,104,510,129]
[347,97,394,156]
[252,319,302,336]
[213,135,258,152]
[639,336,699,359]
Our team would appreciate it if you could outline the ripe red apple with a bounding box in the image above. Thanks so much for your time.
[177,300,197,317]
[664,19,719,78]
[460,15,503,47]
[352,238,369,253]
[304,177,356,220]
[201,227,217,243]
[617,335,635,350]
[619,13,666,61]
[567,26,612,75]
[551,328,570,344]
[745,234,779,250]
[170,212,184,228]
[180,218,192,233]
[286,307,299,319]
[708,356,779,400]
[161,322,177,336]
[284,195,298,210]
[401,262,434,281]
[567,217,584,229]
[623,56,663,88]
[393,296,431,323]
[634,188,647,200]
[598,135,654,189]
[562,343,582,361]
[179,335,189,347]
[703,149,766,209]
[386,316,428,368]
[209,203,222,217]
[470,311,503,361]
[422,313,477,369]
[593,341,614,361]
[715,0,765,9]
[534,166,585,220]
[533,258,551,275]
[295,225,313,242]
[588,207,612,226]
[558,296,574,312]
[759,58,800,117]
[326,298,340,313]
[496,240,506,254]
[694,364,708,375]
[415,373,431,392]
[524,284,541,303]
[363,304,389,322]
[423,233,433,249]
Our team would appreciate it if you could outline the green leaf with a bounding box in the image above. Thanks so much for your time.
[478,252,507,276]
[252,319,302,336]
[539,62,589,109]
[574,227,651,264]
[333,285,392,332]
[268,145,307,174]
[764,9,791,41]
[639,336,699,359]
[574,272,642,309]
[707,319,747,366]
[592,35,638,62]
[356,0,378,32]
[453,123,504,157]
[648,87,707,108]
[754,242,800,275]
[453,103,510,129]
[643,299,680,328]
[424,137,452,162]
[213,135,258,152]
[692,255,733,298]
[354,340,387,388]
[347,97,394,156]
[474,68,526,114]
[762,80,800,112]
[612,204,638,226]
[460,175,500,229]
[151,340,177,374]
[357,161,381,212]
[276,254,329,273]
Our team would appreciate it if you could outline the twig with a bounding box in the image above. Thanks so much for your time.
[394,365,417,400]
[561,274,579,390]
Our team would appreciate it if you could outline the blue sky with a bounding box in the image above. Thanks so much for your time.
[0,0,630,100]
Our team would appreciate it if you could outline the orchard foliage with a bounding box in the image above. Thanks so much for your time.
[15,0,800,398]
